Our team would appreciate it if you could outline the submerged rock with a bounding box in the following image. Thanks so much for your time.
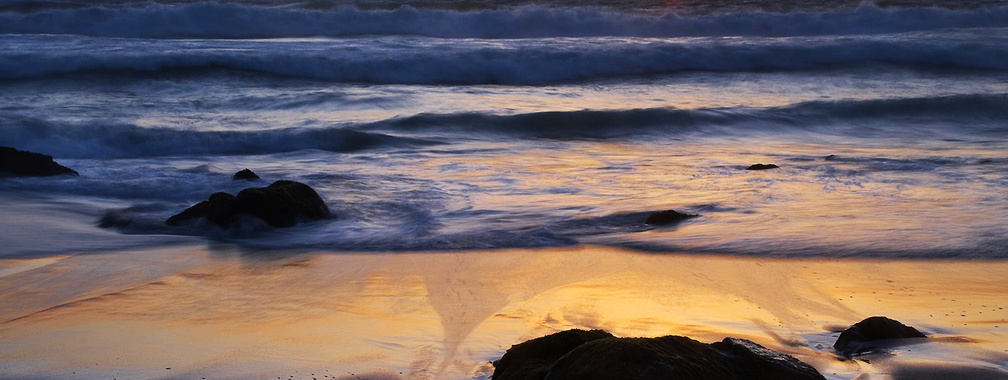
[645,210,697,226]
[746,163,779,170]
[233,168,260,181]
[492,329,614,380]
[493,329,825,380]
[833,316,926,356]
[167,180,330,228]
[0,146,78,177]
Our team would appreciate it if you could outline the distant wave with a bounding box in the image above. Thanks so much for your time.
[2,2,1007,39]
[370,94,1008,138]
[2,31,1006,84]
[3,94,1003,159]
[0,116,435,158]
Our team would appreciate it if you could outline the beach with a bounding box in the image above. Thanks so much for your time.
[1,245,1006,380]
[2,0,1008,378]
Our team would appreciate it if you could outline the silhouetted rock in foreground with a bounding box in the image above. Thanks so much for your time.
[492,329,614,380]
[233,168,260,181]
[746,163,779,170]
[0,146,78,177]
[167,180,330,228]
[833,316,925,356]
[645,210,697,226]
[493,329,825,380]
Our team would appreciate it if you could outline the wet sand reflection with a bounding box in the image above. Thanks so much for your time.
[0,246,1005,379]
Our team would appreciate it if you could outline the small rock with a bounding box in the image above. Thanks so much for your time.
[746,163,779,170]
[0,146,78,177]
[645,210,697,226]
[833,316,926,356]
[233,168,260,181]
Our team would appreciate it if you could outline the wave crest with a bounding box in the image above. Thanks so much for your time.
[0,116,436,158]
[372,94,1008,138]
[2,31,1007,84]
[2,94,1004,159]
[2,3,1008,39]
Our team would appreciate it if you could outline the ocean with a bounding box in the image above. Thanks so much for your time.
[1,0,1007,258]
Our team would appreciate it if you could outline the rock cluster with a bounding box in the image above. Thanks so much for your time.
[494,316,930,379]
[167,180,330,228]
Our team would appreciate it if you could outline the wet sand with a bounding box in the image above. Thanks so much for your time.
[0,245,1006,380]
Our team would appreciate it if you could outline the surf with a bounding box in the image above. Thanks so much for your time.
[2,2,1008,39]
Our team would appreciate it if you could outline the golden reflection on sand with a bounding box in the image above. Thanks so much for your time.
[0,246,1005,379]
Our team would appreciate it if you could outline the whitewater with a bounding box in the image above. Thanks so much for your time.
[1,0,1007,258]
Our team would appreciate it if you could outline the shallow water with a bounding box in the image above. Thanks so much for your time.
[2,64,1008,257]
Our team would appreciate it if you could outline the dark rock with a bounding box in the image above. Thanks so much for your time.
[166,180,330,228]
[746,163,779,170]
[98,210,133,228]
[231,180,330,227]
[833,316,926,356]
[493,330,825,380]
[709,338,826,380]
[492,329,613,380]
[233,168,260,181]
[824,155,839,161]
[0,146,78,177]
[645,210,697,226]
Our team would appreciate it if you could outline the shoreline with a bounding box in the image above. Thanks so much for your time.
[0,245,1005,379]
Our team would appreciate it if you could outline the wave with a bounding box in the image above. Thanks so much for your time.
[0,116,436,158]
[2,94,1004,160]
[369,94,1008,138]
[94,201,1008,258]
[2,31,1007,85]
[2,2,1008,39]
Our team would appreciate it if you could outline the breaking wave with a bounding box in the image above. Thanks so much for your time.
[2,30,1006,84]
[2,2,1008,39]
[0,116,436,158]
[3,94,1004,160]
[371,94,1008,138]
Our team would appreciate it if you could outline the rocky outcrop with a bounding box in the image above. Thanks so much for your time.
[833,316,926,356]
[746,163,779,170]
[492,329,614,380]
[493,330,825,380]
[167,180,330,228]
[233,168,260,181]
[645,210,697,226]
[0,146,78,177]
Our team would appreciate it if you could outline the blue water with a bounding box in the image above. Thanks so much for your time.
[1,0,1007,257]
